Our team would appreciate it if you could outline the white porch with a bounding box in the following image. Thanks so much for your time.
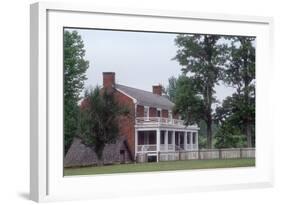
[135,128,199,162]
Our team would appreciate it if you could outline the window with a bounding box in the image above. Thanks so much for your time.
[192,132,196,144]
[144,106,149,120]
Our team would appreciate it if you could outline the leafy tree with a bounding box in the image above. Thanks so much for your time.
[166,76,177,102]
[220,36,256,147]
[172,75,204,125]
[173,34,227,148]
[214,121,247,148]
[64,30,89,154]
[215,92,255,147]
[80,87,129,164]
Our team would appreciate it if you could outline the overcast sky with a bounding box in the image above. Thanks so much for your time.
[66,28,236,105]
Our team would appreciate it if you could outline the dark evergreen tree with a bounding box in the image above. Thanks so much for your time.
[80,87,129,164]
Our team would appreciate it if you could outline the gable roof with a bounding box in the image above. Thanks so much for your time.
[115,84,174,110]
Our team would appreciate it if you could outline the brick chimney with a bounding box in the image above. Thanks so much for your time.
[152,85,162,96]
[103,72,115,90]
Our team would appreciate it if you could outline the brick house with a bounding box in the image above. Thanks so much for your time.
[102,72,199,162]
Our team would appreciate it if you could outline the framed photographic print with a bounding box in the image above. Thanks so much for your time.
[30,2,274,202]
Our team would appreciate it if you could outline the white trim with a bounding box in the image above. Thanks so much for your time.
[37,2,272,24]
[157,108,162,118]
[156,128,161,162]
[116,88,137,103]
[144,106,149,120]
[30,3,48,201]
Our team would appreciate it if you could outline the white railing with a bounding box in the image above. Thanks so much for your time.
[135,117,185,126]
[152,144,198,152]
[168,144,174,151]
[137,144,157,152]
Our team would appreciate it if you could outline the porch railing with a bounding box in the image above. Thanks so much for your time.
[136,148,255,163]
[135,117,185,126]
[137,144,157,152]
[138,144,198,152]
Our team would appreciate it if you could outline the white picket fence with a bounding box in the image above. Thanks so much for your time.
[159,148,255,161]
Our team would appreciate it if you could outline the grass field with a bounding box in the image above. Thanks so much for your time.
[64,158,255,176]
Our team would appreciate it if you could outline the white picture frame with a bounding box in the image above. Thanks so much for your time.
[30,2,274,202]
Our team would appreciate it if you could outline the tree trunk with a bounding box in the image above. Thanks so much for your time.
[206,120,212,149]
[244,82,252,148]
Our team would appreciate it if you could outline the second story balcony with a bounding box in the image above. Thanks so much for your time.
[135,117,186,127]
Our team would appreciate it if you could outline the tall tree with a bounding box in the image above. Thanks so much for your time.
[80,87,129,164]
[166,76,177,102]
[173,34,227,148]
[170,75,204,125]
[223,36,255,147]
[64,30,89,154]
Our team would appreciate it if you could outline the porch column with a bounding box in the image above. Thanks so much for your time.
[164,130,168,151]
[135,129,138,160]
[172,130,175,151]
[196,132,199,150]
[191,132,194,150]
[184,132,187,151]
[156,128,160,162]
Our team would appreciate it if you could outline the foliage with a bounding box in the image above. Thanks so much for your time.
[198,120,219,149]
[79,87,130,163]
[64,30,89,154]
[173,34,228,148]
[216,36,256,147]
[214,122,247,148]
[172,75,204,125]
[166,76,177,102]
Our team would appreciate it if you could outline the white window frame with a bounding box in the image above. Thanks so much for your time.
[144,106,149,121]
[168,110,173,123]
[157,108,162,118]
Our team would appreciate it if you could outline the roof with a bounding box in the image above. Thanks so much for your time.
[115,84,174,110]
[64,138,133,167]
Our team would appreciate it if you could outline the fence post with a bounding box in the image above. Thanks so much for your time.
[219,149,222,159]
[240,148,242,159]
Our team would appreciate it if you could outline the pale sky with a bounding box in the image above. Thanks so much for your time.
[66,28,236,105]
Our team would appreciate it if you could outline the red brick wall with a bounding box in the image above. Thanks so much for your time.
[103,72,115,90]
[152,85,162,96]
[162,109,168,118]
[114,90,136,158]
[136,105,144,117]
[136,106,169,118]
[149,107,157,117]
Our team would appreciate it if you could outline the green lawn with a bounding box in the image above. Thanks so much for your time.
[64,158,255,176]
